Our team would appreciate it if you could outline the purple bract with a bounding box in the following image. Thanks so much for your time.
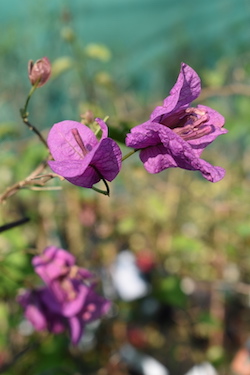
[18,246,111,345]
[126,63,227,182]
[47,118,122,188]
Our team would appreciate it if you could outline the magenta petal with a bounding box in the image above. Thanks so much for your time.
[67,166,101,188]
[48,159,92,178]
[60,285,90,317]
[25,304,47,331]
[33,246,75,268]
[48,150,101,188]
[47,120,98,161]
[68,316,84,345]
[126,121,162,149]
[158,127,225,182]
[91,138,122,181]
[140,144,177,173]
[47,119,122,188]
[151,63,201,122]
[95,117,108,139]
[82,291,111,324]
[167,62,201,107]
[33,246,75,283]
[77,268,95,280]
[196,160,226,182]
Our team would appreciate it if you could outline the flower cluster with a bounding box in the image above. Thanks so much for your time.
[47,63,227,187]
[18,246,111,345]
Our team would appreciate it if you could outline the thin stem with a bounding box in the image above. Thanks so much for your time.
[0,158,56,203]
[21,81,39,116]
[0,218,30,233]
[122,149,138,162]
[90,165,110,196]
[22,118,48,148]
[20,79,48,149]
[92,185,110,196]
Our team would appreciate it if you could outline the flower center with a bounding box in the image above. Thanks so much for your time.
[163,107,212,141]
[71,128,88,157]
[60,278,77,301]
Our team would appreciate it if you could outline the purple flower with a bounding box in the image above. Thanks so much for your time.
[33,246,96,318]
[126,63,227,182]
[47,118,122,188]
[18,246,111,345]
[18,288,66,334]
[18,286,110,345]
[32,246,93,285]
[65,287,111,345]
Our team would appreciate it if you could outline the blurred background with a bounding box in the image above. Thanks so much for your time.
[1,0,250,374]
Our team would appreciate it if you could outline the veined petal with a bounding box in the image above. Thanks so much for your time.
[151,63,201,122]
[48,157,93,178]
[47,119,122,188]
[47,120,98,161]
[95,117,108,139]
[66,166,102,188]
[140,144,177,173]
[68,316,84,345]
[157,126,225,182]
[91,138,122,181]
[126,121,162,148]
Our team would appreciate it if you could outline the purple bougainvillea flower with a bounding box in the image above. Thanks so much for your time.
[126,63,227,182]
[33,246,95,317]
[18,288,66,334]
[67,287,111,345]
[32,246,93,285]
[47,118,122,188]
[18,286,110,345]
[18,246,111,345]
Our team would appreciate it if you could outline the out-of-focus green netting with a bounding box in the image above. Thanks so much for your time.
[1,0,250,374]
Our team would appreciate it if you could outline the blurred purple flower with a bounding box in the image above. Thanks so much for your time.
[126,63,227,182]
[32,246,93,285]
[18,246,111,345]
[28,57,51,87]
[47,118,122,188]
[18,288,66,334]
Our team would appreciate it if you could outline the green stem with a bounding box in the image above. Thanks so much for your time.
[92,185,110,196]
[122,149,138,162]
[20,79,48,149]
[21,80,40,117]
[90,165,110,196]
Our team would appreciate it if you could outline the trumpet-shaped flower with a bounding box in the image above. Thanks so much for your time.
[126,63,227,182]
[47,118,122,188]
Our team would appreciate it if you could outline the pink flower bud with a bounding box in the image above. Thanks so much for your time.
[28,57,51,87]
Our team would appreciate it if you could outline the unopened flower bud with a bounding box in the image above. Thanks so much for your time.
[80,110,95,125]
[28,57,51,87]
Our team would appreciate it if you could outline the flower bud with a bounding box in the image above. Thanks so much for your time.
[80,110,95,125]
[28,57,51,87]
